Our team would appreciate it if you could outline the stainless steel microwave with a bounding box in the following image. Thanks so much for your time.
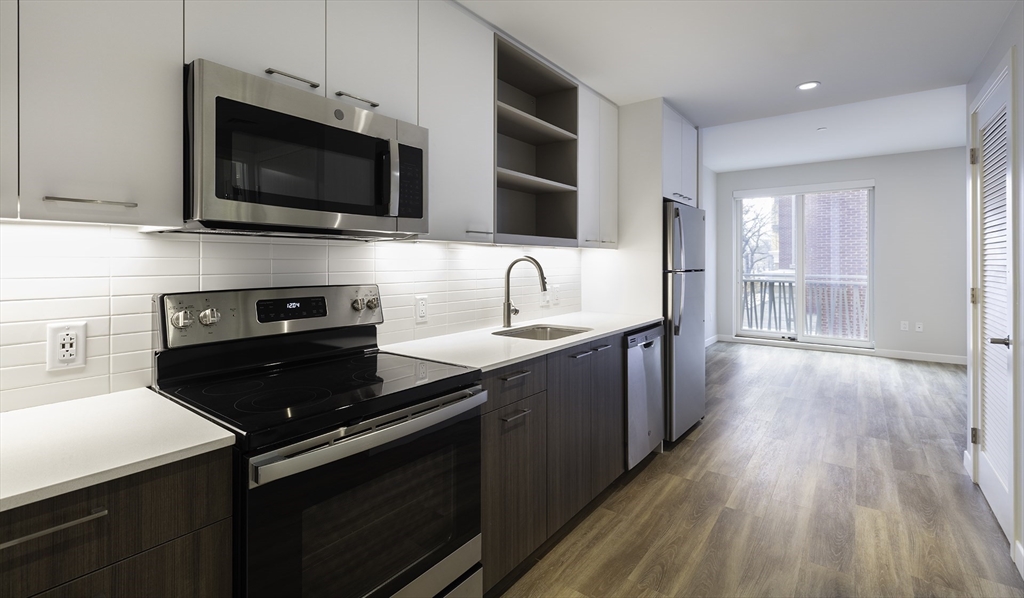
[183,59,427,240]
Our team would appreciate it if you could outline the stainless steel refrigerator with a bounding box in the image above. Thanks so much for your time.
[664,200,706,442]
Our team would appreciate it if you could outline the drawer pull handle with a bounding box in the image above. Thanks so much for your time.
[43,196,138,208]
[594,344,612,351]
[570,350,594,359]
[265,67,320,89]
[500,370,532,382]
[0,508,108,550]
[501,408,532,423]
[465,230,494,235]
[335,90,380,108]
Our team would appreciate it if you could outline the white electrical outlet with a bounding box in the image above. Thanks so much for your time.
[915,322,924,333]
[540,290,551,307]
[900,321,909,331]
[416,361,428,383]
[46,322,87,371]
[415,295,428,322]
[550,284,561,305]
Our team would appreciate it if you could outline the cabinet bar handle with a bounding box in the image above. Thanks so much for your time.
[465,230,494,235]
[672,193,694,202]
[335,91,380,108]
[501,408,532,423]
[43,196,138,208]
[0,508,108,550]
[594,344,612,351]
[500,370,532,382]
[570,350,593,359]
[265,68,320,89]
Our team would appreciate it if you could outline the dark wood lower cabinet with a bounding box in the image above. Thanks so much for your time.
[34,519,232,598]
[481,392,547,592]
[589,338,625,498]
[545,345,594,536]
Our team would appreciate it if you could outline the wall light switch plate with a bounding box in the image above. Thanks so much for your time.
[540,290,551,307]
[900,321,909,331]
[47,322,86,371]
[415,295,428,322]
[915,322,924,333]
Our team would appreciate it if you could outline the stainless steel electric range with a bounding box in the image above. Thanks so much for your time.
[151,285,485,598]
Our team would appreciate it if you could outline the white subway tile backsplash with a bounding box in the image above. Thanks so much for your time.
[0,222,582,411]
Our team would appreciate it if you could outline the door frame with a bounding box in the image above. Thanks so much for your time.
[966,47,1020,565]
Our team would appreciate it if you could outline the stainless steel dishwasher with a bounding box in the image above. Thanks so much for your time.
[626,324,665,469]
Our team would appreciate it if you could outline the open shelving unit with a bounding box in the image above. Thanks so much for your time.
[493,36,579,246]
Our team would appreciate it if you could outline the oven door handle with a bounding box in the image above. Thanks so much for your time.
[388,137,401,217]
[248,387,486,488]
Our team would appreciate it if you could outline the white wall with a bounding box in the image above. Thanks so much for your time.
[0,220,581,412]
[701,164,717,344]
[582,98,664,317]
[716,146,968,363]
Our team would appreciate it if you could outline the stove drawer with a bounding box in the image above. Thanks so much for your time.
[0,448,231,598]
[482,357,547,413]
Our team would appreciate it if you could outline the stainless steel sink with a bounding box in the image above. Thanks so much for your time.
[492,325,592,341]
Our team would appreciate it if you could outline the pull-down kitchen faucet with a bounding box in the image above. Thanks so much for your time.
[503,256,548,327]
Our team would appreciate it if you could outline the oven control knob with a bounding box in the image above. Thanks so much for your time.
[198,308,221,326]
[170,309,194,329]
[366,297,380,310]
[352,298,366,311]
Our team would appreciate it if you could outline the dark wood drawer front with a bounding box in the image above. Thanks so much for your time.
[481,392,548,591]
[0,448,232,598]
[481,357,547,413]
[34,519,232,598]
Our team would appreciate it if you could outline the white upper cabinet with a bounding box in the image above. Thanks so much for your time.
[578,88,618,249]
[326,1,418,124]
[577,87,601,248]
[418,0,495,243]
[18,0,183,227]
[598,97,619,246]
[662,103,697,206]
[0,0,17,218]
[185,0,326,96]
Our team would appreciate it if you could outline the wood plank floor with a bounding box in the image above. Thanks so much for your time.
[503,343,1024,598]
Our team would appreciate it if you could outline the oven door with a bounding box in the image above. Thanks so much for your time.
[189,59,412,235]
[243,389,485,598]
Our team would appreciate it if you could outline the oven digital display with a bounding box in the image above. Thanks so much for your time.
[256,296,327,323]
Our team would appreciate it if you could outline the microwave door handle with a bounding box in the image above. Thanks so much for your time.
[389,138,401,217]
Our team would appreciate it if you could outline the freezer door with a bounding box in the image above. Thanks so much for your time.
[664,202,705,272]
[665,271,706,441]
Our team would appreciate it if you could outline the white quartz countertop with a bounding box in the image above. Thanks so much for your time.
[382,312,664,371]
[0,388,235,512]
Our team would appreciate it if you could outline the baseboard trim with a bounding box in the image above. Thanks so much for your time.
[874,348,967,366]
[705,336,717,347]
[964,449,975,481]
[716,335,967,365]
[1015,542,1024,578]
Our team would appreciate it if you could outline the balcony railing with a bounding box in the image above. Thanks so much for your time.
[741,272,868,340]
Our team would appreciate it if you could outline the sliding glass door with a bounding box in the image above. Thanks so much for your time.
[738,187,873,348]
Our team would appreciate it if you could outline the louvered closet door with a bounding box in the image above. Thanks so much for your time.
[976,73,1014,541]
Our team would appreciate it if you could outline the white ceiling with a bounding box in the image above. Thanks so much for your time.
[459,0,1017,127]
[702,85,967,172]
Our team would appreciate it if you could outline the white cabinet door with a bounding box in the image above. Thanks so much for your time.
[0,0,17,218]
[185,0,326,96]
[419,0,494,243]
[599,97,619,247]
[661,104,683,201]
[577,87,601,248]
[18,0,183,227]
[679,116,698,205]
[326,1,417,124]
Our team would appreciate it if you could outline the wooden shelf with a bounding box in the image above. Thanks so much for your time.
[497,101,577,145]
[494,232,578,248]
[496,167,577,194]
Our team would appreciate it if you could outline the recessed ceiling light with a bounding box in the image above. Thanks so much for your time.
[817,127,828,131]
[798,81,821,91]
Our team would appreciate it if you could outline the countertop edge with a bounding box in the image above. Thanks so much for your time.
[0,435,235,512]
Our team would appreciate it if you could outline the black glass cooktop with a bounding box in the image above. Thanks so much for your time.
[160,351,480,452]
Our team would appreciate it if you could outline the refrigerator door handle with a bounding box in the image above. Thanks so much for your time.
[673,208,683,271]
[673,273,683,336]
